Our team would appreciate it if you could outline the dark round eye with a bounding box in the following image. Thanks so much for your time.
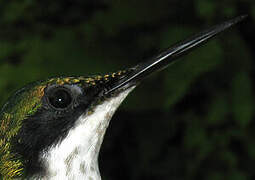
[47,88,73,109]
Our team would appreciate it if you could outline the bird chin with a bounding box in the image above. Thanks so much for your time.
[39,86,135,179]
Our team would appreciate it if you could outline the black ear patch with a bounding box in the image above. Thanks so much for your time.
[13,84,100,177]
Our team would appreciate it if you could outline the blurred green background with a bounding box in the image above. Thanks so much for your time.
[0,0,255,179]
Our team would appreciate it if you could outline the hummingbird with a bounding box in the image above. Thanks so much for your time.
[0,15,246,179]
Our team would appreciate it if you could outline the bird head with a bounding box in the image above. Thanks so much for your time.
[0,71,134,178]
[0,15,246,179]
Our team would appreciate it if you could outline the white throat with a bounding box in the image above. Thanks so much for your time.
[40,88,134,180]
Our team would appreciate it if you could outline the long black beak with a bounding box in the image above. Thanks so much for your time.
[104,15,247,95]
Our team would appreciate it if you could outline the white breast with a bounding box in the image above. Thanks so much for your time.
[39,87,134,180]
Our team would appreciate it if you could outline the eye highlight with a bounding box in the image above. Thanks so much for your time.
[47,87,73,109]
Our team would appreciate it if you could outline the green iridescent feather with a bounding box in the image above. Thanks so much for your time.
[0,81,45,178]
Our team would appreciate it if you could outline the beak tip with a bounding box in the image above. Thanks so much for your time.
[231,14,248,25]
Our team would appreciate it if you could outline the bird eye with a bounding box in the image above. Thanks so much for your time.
[47,88,73,109]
